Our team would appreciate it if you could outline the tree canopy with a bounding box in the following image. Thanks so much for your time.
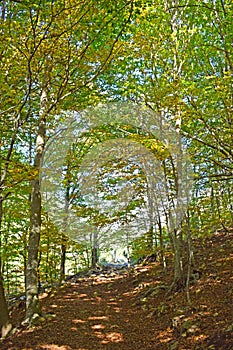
[0,0,232,337]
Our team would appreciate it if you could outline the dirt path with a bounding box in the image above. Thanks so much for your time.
[1,232,233,350]
[1,267,162,350]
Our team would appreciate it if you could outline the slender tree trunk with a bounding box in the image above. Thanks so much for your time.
[228,187,233,226]
[91,247,98,269]
[0,273,12,338]
[171,229,184,290]
[59,172,70,284]
[169,111,185,291]
[163,156,184,290]
[59,240,67,284]
[0,198,12,338]
[157,214,166,270]
[167,0,187,291]
[85,246,90,268]
[25,117,45,323]
[185,211,194,304]
[0,86,15,336]
[91,232,99,268]
[25,58,50,323]
[146,225,154,253]
[173,109,185,290]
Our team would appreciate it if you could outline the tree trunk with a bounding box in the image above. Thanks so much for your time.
[59,240,67,284]
[91,230,99,269]
[25,119,45,323]
[157,214,166,270]
[171,229,185,291]
[0,273,12,338]
[25,65,49,323]
[186,211,194,304]
[59,172,70,284]
[167,0,187,291]
[0,198,12,338]
[91,247,98,269]
[146,225,154,253]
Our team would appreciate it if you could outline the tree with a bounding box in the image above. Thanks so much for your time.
[1,0,232,331]
[95,0,232,290]
[1,0,134,327]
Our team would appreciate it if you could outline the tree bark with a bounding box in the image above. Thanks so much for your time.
[25,59,50,323]
[0,273,12,338]
[167,0,187,291]
[25,117,45,323]
[59,170,70,284]
[91,231,99,268]
[59,240,67,284]
[0,198,12,338]
[91,246,98,269]
[157,214,166,270]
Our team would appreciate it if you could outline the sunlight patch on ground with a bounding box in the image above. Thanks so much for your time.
[88,315,109,321]
[40,344,72,350]
[193,334,208,342]
[108,301,118,305]
[103,332,124,343]
[91,324,106,330]
[155,327,173,344]
[39,292,49,300]
[72,319,87,324]
[77,293,88,298]
[122,291,133,297]
[132,280,161,295]
[113,307,121,313]
[91,274,127,285]
[63,296,77,301]
[94,331,124,344]
[135,267,150,273]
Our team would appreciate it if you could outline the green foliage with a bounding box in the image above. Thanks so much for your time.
[0,0,233,303]
[130,234,155,262]
[1,187,30,297]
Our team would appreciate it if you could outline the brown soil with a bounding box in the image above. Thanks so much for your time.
[0,232,233,350]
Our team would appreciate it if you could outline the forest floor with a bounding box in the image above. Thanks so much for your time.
[0,231,233,350]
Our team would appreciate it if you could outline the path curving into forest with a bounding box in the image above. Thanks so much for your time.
[1,266,161,350]
[1,232,233,350]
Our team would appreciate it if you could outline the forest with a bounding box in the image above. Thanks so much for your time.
[0,0,232,348]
